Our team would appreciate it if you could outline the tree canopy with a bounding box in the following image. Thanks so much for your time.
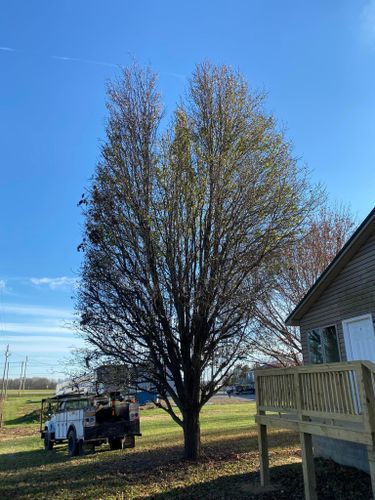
[250,204,355,366]
[77,62,318,459]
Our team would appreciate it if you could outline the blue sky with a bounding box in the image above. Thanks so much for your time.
[1,0,375,379]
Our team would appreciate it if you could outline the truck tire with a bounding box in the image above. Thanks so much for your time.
[67,429,80,456]
[108,437,123,450]
[122,435,135,448]
[44,432,54,451]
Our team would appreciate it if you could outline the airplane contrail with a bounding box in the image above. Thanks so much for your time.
[0,46,185,80]
[0,46,120,68]
[51,55,118,68]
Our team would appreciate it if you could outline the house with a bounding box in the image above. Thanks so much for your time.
[285,206,375,472]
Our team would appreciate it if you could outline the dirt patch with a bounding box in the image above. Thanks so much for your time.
[0,425,38,441]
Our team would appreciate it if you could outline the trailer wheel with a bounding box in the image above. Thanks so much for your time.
[108,437,122,450]
[44,432,54,451]
[67,429,80,456]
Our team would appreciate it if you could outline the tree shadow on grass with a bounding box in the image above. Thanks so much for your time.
[1,430,370,499]
[147,459,373,500]
[0,443,73,472]
[0,428,296,474]
[5,409,40,426]
[0,430,297,498]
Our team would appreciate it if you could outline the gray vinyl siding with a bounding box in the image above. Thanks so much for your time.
[300,231,375,364]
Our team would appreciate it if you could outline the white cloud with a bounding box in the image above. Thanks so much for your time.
[0,303,73,319]
[30,276,78,290]
[361,0,375,44]
[0,47,16,52]
[4,335,75,344]
[2,322,74,335]
[0,279,5,290]
[2,336,82,353]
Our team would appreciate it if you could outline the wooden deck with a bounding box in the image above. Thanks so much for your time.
[255,361,375,500]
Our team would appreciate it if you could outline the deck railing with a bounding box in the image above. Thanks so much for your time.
[255,361,375,500]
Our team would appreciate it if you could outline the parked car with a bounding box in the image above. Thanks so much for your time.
[234,384,255,394]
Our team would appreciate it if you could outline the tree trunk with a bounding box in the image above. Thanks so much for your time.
[183,408,201,460]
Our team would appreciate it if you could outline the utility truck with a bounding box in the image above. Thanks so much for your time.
[40,366,141,455]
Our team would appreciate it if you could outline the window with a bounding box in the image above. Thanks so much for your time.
[308,329,323,363]
[64,399,89,411]
[307,325,340,364]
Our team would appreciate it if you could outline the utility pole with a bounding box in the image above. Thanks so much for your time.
[18,361,24,396]
[1,345,10,399]
[22,356,28,391]
[0,345,10,427]
[4,359,10,399]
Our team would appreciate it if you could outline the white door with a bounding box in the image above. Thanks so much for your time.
[54,411,67,439]
[343,314,375,362]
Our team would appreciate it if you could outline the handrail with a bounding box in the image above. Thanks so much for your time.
[255,360,375,499]
[255,360,375,429]
[256,360,375,375]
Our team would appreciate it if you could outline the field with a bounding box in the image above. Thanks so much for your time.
[0,391,373,499]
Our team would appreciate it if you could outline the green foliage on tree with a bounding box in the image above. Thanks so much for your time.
[77,62,318,459]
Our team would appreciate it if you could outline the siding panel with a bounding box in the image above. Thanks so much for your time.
[301,232,375,364]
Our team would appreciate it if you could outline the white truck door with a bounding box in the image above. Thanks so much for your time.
[54,404,67,439]
[66,405,84,439]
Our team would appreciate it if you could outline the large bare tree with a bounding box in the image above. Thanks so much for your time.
[77,63,318,459]
[250,205,355,366]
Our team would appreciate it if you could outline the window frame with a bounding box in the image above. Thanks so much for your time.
[307,324,341,364]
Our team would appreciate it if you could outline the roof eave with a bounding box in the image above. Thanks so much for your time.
[285,206,375,327]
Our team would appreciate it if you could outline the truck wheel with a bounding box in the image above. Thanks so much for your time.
[44,432,54,451]
[108,437,122,450]
[122,435,135,448]
[67,429,80,456]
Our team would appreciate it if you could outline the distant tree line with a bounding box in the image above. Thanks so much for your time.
[6,377,57,390]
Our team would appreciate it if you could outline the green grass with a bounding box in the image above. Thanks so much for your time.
[0,392,372,499]
[2,390,53,426]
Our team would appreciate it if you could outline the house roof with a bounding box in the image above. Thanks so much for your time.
[285,206,375,326]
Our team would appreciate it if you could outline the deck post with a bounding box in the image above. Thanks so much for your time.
[255,371,270,486]
[255,362,375,499]
[258,422,270,486]
[300,431,317,500]
[367,446,375,498]
[360,364,375,498]
[295,368,317,500]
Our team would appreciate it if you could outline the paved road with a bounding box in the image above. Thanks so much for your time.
[234,393,256,401]
[212,392,256,402]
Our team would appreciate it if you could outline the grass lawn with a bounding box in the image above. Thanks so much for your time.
[0,391,373,499]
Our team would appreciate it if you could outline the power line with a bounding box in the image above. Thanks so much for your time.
[6,359,65,367]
